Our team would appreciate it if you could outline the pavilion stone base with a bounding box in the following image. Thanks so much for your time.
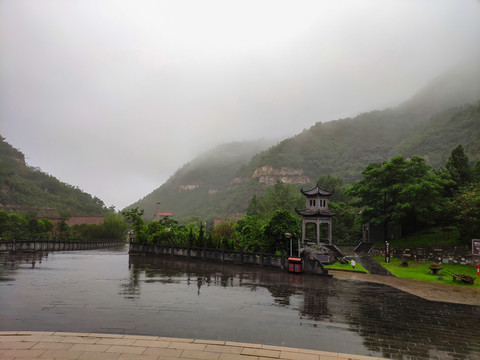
[303,258,331,276]
[300,245,334,276]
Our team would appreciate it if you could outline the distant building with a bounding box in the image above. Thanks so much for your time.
[36,215,105,227]
[153,202,174,221]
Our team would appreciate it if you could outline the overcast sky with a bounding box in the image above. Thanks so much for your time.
[1,0,480,210]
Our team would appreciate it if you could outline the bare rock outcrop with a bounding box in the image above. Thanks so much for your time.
[252,165,311,185]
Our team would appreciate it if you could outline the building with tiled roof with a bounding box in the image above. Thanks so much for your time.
[295,184,336,245]
[153,202,174,221]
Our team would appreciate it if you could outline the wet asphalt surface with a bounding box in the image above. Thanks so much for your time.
[1,246,480,359]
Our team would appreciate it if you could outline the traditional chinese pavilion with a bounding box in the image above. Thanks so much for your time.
[295,184,336,245]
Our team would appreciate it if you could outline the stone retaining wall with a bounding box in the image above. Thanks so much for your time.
[370,244,479,265]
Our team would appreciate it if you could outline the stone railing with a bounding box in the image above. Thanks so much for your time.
[0,238,125,253]
[129,242,286,269]
[129,242,331,275]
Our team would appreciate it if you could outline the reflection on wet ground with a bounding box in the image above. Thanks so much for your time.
[1,247,480,359]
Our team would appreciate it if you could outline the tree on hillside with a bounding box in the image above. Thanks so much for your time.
[100,214,127,239]
[211,220,237,249]
[236,215,267,252]
[450,183,480,244]
[246,181,303,220]
[473,161,480,183]
[317,175,349,202]
[346,156,453,239]
[0,211,53,240]
[446,144,471,189]
[263,210,301,253]
[121,207,146,243]
[329,202,362,245]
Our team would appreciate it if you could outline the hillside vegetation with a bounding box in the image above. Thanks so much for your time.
[0,136,110,216]
[246,100,480,184]
[127,63,480,220]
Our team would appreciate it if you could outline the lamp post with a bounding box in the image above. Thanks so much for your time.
[285,233,292,257]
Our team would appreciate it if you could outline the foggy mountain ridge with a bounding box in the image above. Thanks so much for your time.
[128,63,480,220]
[396,59,480,120]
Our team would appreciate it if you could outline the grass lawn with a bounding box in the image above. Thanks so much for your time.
[373,257,480,288]
[324,261,369,273]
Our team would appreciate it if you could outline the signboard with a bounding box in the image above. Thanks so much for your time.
[385,241,390,263]
[316,254,329,263]
[472,239,480,256]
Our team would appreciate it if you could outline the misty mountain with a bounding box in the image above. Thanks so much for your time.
[128,140,276,219]
[0,136,110,216]
[129,62,480,220]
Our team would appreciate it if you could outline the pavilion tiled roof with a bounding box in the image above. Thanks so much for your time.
[300,184,333,197]
[295,208,336,217]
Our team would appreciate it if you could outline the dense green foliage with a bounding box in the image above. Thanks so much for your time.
[72,214,127,240]
[123,206,302,254]
[0,211,126,240]
[0,137,110,216]
[263,210,301,253]
[348,143,480,244]
[449,183,480,244]
[346,156,454,236]
[446,144,473,189]
[0,211,53,240]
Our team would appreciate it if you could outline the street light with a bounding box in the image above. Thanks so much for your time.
[285,233,292,256]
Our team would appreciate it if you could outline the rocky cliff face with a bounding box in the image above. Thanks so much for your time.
[178,184,199,191]
[252,165,312,185]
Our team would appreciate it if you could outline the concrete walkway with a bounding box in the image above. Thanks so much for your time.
[0,331,386,360]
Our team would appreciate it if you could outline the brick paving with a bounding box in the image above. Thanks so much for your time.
[0,332,387,360]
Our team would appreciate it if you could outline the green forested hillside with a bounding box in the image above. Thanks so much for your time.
[127,63,480,220]
[395,101,480,166]
[0,136,110,216]
[244,100,480,184]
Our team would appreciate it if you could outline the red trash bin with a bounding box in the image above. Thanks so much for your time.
[288,257,302,273]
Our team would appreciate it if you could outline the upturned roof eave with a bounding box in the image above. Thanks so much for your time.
[299,183,334,197]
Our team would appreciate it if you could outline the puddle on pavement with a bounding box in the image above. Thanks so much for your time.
[1,247,480,359]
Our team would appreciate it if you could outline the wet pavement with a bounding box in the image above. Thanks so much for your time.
[1,247,480,359]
